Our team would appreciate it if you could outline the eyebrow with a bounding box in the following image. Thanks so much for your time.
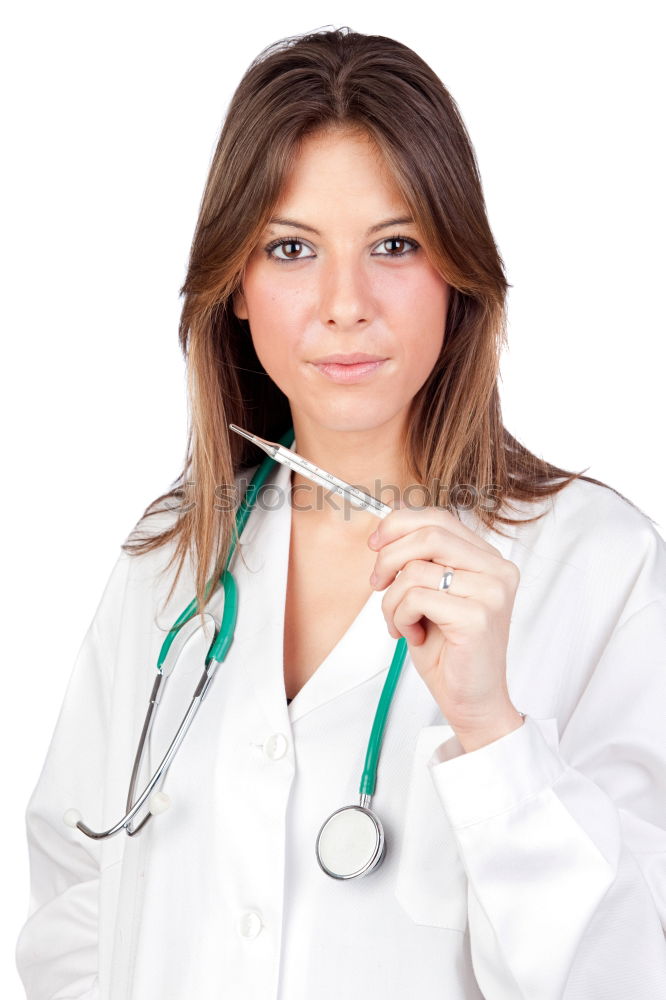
[267,216,416,236]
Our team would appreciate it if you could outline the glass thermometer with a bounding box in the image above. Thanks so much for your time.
[229,424,393,518]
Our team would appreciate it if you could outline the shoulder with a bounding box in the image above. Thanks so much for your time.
[494,478,666,628]
[510,477,663,558]
[117,462,262,584]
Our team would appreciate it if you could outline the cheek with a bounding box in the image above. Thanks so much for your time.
[385,271,448,374]
[242,272,309,390]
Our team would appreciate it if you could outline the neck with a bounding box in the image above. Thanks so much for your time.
[287,416,411,532]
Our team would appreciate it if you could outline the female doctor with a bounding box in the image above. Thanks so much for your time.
[16,25,666,1000]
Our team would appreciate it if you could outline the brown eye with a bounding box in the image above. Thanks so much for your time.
[264,239,315,263]
[277,241,301,259]
[373,235,420,257]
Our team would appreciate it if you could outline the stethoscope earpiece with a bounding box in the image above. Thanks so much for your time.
[148,791,171,815]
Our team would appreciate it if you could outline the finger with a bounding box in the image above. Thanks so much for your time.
[379,560,472,638]
[370,505,502,559]
[393,588,487,645]
[381,562,511,638]
[379,559,470,600]
[372,524,504,590]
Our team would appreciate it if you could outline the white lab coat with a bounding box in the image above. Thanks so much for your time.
[15,442,666,999]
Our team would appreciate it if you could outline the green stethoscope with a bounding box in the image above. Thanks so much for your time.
[64,425,409,880]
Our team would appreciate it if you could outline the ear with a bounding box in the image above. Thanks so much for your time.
[232,287,248,321]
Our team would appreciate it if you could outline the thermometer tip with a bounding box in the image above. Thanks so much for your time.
[229,424,254,444]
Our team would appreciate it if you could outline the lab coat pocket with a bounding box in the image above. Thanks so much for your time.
[393,725,468,930]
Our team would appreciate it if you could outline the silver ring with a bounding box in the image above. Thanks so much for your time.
[438,568,454,592]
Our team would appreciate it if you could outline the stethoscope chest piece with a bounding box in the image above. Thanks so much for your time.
[315,804,385,880]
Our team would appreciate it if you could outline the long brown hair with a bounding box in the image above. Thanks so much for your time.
[122,25,652,625]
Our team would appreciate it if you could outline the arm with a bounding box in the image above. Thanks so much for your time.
[428,597,666,1000]
[15,552,131,1000]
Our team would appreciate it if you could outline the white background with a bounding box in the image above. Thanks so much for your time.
[2,0,664,991]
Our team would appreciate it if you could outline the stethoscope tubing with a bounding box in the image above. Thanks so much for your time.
[66,425,408,852]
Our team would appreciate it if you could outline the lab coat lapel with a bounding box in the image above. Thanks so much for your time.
[227,452,293,733]
[287,585,395,723]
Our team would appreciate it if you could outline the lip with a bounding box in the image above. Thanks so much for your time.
[312,353,387,364]
[312,359,387,384]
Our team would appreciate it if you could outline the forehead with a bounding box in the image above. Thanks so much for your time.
[273,130,407,216]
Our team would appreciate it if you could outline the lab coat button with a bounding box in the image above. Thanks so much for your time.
[264,732,288,760]
[239,910,263,938]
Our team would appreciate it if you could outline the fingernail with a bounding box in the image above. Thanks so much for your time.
[368,530,379,547]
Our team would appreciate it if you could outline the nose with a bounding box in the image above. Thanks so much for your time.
[317,249,375,330]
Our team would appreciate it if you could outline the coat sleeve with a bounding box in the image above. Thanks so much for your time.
[15,550,132,1000]
[427,528,666,999]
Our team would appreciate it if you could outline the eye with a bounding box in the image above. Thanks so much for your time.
[372,235,420,257]
[262,233,421,264]
[264,238,315,263]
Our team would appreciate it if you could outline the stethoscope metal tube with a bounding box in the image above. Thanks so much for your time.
[65,610,227,839]
[64,427,285,840]
[65,425,409,881]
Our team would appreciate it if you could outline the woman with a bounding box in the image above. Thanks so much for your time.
[16,25,666,1000]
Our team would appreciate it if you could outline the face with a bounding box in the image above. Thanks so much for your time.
[232,129,450,435]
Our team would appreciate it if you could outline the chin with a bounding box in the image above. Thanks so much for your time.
[297,408,397,435]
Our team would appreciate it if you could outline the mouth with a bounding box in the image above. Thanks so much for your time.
[311,358,388,384]
[312,353,387,365]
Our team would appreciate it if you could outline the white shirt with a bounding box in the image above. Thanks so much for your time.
[15,443,666,999]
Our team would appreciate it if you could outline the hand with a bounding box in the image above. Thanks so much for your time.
[368,505,524,751]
